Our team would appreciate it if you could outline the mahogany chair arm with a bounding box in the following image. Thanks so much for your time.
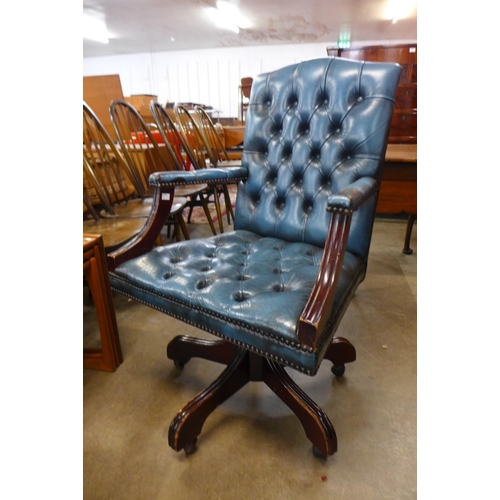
[107,167,249,270]
[298,177,379,348]
[326,177,378,212]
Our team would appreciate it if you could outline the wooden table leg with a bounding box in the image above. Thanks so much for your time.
[403,214,416,255]
[83,234,123,372]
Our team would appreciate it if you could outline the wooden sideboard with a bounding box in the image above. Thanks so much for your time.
[328,44,418,253]
[333,44,417,144]
[378,144,417,254]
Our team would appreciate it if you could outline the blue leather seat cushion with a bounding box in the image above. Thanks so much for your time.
[109,230,364,374]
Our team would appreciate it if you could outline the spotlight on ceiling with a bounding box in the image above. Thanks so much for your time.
[206,1,251,34]
[384,0,416,24]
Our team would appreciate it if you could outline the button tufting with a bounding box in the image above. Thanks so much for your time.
[196,279,209,290]
[357,96,363,102]
[163,272,174,279]
[234,291,250,302]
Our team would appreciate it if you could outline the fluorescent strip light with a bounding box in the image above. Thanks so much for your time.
[83,13,109,44]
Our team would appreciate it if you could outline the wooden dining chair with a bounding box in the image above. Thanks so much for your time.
[149,101,227,232]
[175,104,234,232]
[110,100,217,236]
[84,102,190,244]
[194,105,241,167]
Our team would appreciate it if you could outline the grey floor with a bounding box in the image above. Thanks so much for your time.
[84,217,417,500]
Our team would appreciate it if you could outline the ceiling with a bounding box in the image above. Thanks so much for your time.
[83,0,417,58]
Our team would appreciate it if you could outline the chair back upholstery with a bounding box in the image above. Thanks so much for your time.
[234,57,401,260]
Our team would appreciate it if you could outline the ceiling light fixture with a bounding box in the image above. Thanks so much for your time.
[206,1,251,34]
[384,0,416,24]
[83,13,109,44]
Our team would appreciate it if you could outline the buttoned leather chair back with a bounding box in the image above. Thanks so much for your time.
[236,58,400,260]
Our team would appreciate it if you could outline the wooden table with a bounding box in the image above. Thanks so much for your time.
[378,144,417,254]
[222,126,245,149]
[83,234,123,372]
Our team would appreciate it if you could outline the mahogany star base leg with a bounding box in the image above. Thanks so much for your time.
[167,339,341,458]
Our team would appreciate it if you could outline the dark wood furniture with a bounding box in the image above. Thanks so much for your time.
[336,44,417,144]
[239,77,253,121]
[83,234,123,372]
[332,44,417,253]
[379,144,417,254]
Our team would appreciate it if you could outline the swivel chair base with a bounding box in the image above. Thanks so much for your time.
[166,335,356,458]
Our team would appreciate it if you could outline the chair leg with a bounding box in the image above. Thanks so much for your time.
[176,214,190,241]
[212,187,224,233]
[168,347,250,453]
[263,359,337,458]
[221,184,234,225]
[322,337,357,376]
[403,213,416,255]
[166,335,343,458]
[200,193,218,236]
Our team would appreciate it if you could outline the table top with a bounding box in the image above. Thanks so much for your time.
[385,144,417,163]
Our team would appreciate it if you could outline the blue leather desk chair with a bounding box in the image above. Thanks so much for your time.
[107,58,401,459]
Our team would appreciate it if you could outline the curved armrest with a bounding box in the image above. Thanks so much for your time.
[327,177,378,212]
[107,166,249,271]
[149,166,249,187]
[299,176,379,348]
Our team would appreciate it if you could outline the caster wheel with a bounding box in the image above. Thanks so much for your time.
[331,364,345,377]
[174,360,186,369]
[312,445,326,460]
[184,439,197,456]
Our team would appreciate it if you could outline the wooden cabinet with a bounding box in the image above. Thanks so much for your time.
[337,44,417,144]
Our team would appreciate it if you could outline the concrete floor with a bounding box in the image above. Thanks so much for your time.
[83,217,417,500]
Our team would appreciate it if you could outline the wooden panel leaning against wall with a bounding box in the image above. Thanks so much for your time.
[83,75,125,141]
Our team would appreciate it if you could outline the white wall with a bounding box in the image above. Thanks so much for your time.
[83,40,416,118]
